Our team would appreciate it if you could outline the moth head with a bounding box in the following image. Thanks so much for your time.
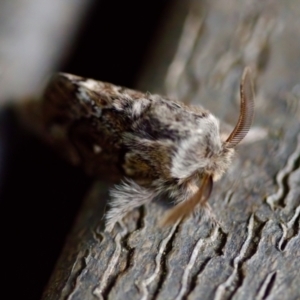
[163,67,254,225]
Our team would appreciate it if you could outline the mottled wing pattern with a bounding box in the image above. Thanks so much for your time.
[42,73,144,180]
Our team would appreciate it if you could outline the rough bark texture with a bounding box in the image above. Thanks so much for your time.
[43,1,300,299]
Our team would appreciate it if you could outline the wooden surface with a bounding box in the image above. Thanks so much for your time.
[0,0,92,103]
[42,0,300,299]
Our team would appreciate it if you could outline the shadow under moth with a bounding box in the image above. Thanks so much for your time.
[42,68,254,231]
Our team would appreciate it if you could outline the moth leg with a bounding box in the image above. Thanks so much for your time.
[105,179,156,231]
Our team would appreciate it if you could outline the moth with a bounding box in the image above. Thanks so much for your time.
[42,67,254,231]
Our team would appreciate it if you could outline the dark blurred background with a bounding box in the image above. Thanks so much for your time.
[0,1,172,299]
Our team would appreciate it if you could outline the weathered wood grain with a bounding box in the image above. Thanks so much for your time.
[42,0,300,299]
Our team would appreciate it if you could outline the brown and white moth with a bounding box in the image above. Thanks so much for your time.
[42,67,254,231]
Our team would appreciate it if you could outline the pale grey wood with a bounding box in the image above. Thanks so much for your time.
[0,0,93,104]
[42,0,300,299]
